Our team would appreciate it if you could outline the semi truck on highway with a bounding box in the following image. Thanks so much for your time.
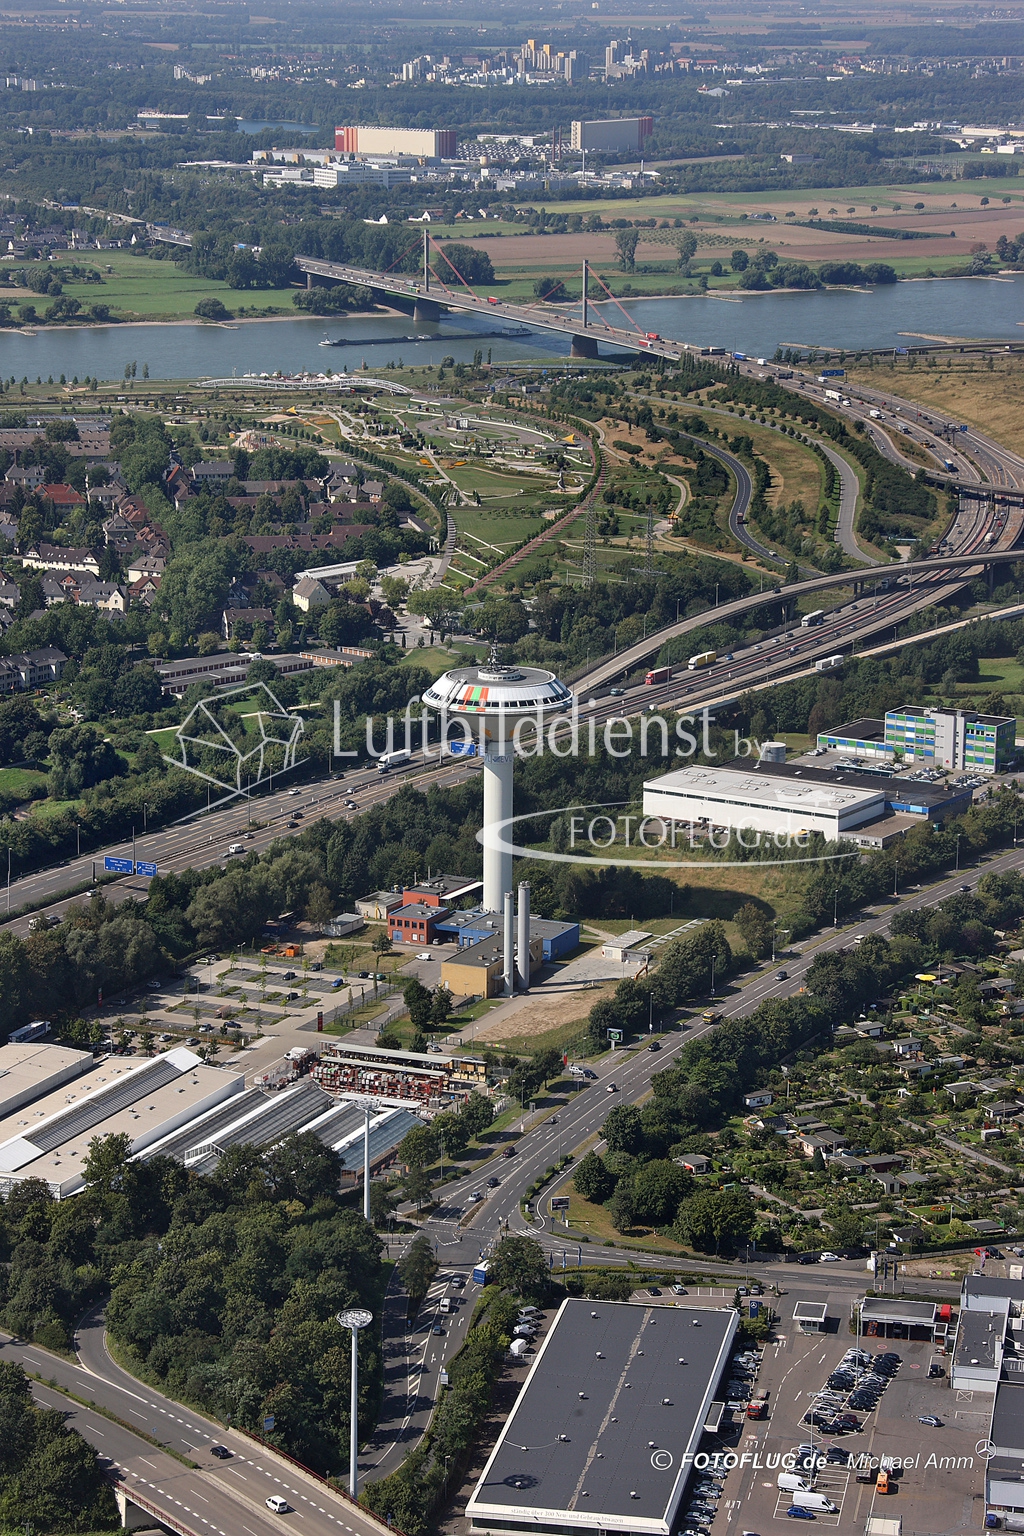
[378,749,412,773]
[815,655,844,673]
[687,650,717,670]
[645,666,672,684]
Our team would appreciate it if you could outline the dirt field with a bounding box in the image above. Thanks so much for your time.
[844,355,1024,456]
[473,981,616,1044]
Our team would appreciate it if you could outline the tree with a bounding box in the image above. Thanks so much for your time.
[730,249,749,272]
[828,1206,864,1249]
[614,229,640,272]
[736,903,772,960]
[675,1188,756,1254]
[399,1233,438,1301]
[404,977,434,1029]
[430,984,453,1027]
[489,1234,547,1297]
[264,1131,342,1204]
[573,1151,616,1204]
[533,275,569,302]
[398,1124,438,1169]
[673,231,698,272]
[368,1180,397,1228]
[603,1103,644,1155]
[607,1180,637,1233]
[195,298,231,320]
[82,1131,133,1194]
[111,664,163,716]
[305,882,335,929]
[433,244,494,285]
[373,933,394,959]
[403,1164,432,1210]
[631,1159,692,1227]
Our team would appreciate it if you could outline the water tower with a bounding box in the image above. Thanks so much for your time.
[422,657,574,913]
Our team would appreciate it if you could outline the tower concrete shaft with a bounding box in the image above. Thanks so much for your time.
[482,749,514,913]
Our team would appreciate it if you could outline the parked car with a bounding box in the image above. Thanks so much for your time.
[919,1415,943,1428]
[786,1507,816,1520]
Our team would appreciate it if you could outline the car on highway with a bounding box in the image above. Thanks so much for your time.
[211,1445,232,1459]
[266,1495,291,1513]
[609,688,625,696]
[648,1041,661,1051]
[287,788,301,796]
[470,1191,483,1202]
[776,970,788,981]
[345,800,358,809]
[487,1176,500,1188]
[432,1324,445,1335]
[606,1083,618,1093]
[501,1146,517,1157]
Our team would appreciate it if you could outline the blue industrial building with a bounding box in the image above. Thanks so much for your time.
[435,908,580,962]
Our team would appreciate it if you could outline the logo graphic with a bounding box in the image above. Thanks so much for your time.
[478,801,861,871]
[164,681,306,810]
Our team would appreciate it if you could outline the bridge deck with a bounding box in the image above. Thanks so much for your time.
[294,256,686,360]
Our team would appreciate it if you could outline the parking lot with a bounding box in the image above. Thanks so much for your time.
[697,1311,986,1535]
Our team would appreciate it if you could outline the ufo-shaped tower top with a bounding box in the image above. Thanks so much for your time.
[422,658,573,719]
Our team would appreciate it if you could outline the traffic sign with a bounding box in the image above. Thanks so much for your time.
[135,861,157,878]
[263,1415,275,1432]
[448,740,477,757]
[104,857,133,874]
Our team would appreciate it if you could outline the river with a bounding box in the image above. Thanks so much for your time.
[0,273,1021,381]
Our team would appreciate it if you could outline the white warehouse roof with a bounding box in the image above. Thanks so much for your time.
[643,764,885,837]
[0,1041,94,1120]
[0,1047,244,1198]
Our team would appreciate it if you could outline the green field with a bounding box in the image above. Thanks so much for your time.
[40,250,298,322]
[0,765,48,799]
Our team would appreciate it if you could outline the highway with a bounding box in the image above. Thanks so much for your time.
[1,1322,391,1536]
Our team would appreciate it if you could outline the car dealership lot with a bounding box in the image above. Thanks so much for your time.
[698,1313,985,1533]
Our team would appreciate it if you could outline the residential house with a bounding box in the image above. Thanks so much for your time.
[858,1153,905,1174]
[38,575,66,606]
[362,480,384,503]
[0,516,18,546]
[75,580,125,612]
[0,646,68,692]
[222,607,273,640]
[126,553,166,583]
[799,1132,849,1157]
[5,465,44,490]
[676,1153,711,1175]
[128,575,160,608]
[946,1080,983,1102]
[892,1037,923,1057]
[22,544,100,577]
[743,1090,774,1109]
[102,512,137,547]
[291,576,331,613]
[241,528,371,558]
[42,484,85,512]
[191,461,234,485]
[985,1100,1024,1123]
[0,581,19,610]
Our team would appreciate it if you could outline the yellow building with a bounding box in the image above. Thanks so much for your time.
[442,934,543,999]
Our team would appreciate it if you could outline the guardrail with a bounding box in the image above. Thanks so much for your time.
[116,1482,203,1536]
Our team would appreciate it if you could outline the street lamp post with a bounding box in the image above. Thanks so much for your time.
[955,833,963,872]
[337,1308,373,1499]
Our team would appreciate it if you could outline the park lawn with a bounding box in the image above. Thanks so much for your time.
[0,765,48,799]
[844,354,1024,460]
[926,656,1024,701]
[453,501,550,545]
[51,250,297,321]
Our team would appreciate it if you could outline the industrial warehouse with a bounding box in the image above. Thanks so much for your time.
[466,1300,738,1536]
[643,758,977,849]
[0,1040,433,1198]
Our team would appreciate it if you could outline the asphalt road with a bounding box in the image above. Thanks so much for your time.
[0,1318,392,1536]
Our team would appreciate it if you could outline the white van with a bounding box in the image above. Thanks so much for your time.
[228,843,244,854]
[777,1474,811,1493]
[791,1492,838,1514]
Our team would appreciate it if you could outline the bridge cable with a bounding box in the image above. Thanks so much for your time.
[584,265,648,336]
